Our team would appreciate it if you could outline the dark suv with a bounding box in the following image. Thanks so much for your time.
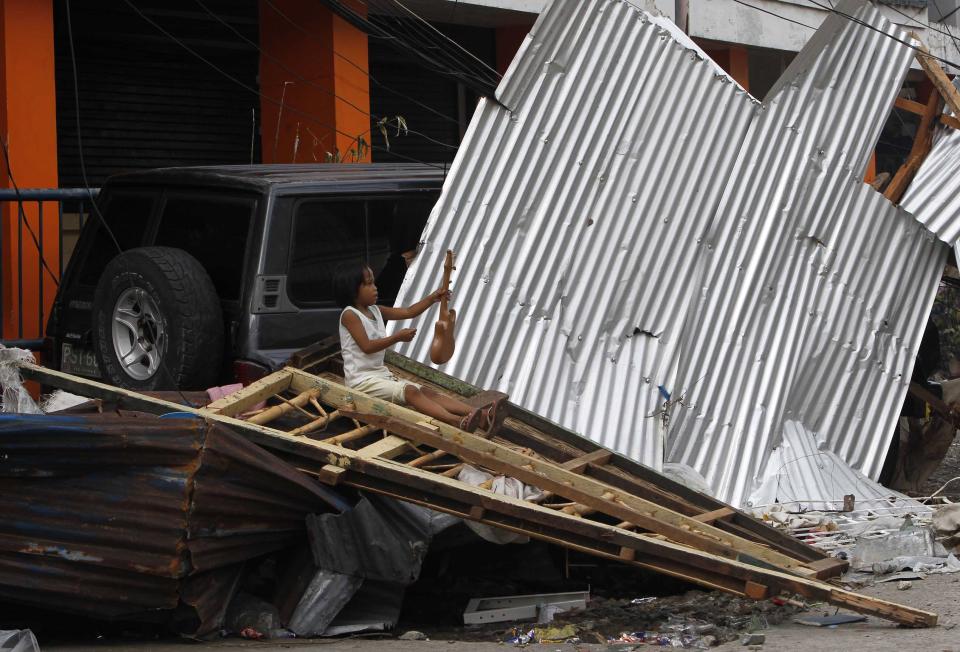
[45,164,444,390]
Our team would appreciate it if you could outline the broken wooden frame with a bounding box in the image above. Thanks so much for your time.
[19,361,936,627]
[885,43,960,204]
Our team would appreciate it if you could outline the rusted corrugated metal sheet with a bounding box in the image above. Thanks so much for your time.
[0,414,341,623]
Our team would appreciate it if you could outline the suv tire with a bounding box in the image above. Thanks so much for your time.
[93,247,224,390]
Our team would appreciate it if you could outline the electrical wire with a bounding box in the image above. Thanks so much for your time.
[119,0,446,169]
[195,0,459,152]
[729,0,817,31]
[734,0,960,71]
[805,0,960,71]
[0,139,61,289]
[318,0,499,97]
[261,0,461,127]
[390,0,500,79]
[927,0,960,61]
[884,0,960,49]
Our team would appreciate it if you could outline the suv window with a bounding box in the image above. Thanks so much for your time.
[77,192,156,286]
[155,195,255,301]
[288,197,431,307]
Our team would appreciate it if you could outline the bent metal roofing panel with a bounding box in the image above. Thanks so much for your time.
[394,0,951,507]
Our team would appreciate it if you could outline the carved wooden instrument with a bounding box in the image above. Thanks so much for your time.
[430,250,457,365]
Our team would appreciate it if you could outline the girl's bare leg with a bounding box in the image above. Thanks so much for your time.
[404,385,480,430]
[421,385,473,416]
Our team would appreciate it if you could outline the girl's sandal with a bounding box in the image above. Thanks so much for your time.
[480,396,507,435]
[458,407,482,433]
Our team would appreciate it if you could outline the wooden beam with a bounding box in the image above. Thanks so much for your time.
[317,464,348,485]
[895,96,960,130]
[331,408,808,573]
[885,89,943,204]
[357,435,410,460]
[692,507,736,524]
[205,370,292,416]
[561,449,613,473]
[913,38,960,119]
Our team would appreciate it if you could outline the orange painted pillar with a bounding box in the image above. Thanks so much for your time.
[258,0,370,163]
[0,0,59,341]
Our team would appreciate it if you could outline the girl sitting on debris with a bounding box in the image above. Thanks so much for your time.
[334,261,504,432]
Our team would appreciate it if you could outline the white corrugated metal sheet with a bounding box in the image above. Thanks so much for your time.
[393,0,951,507]
[394,0,757,465]
[666,1,948,506]
[901,83,960,259]
[750,420,929,514]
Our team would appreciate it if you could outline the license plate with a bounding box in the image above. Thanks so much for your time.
[61,343,101,378]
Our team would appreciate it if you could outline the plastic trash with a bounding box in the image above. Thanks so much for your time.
[0,347,42,414]
[0,630,39,652]
[849,527,935,570]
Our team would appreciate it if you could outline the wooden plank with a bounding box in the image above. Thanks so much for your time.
[744,581,768,600]
[692,507,736,524]
[913,39,960,119]
[205,370,293,416]
[357,435,410,460]
[325,406,809,573]
[802,557,852,580]
[21,363,933,627]
[895,96,960,130]
[561,449,612,473]
[885,88,943,204]
[384,350,834,568]
[317,464,348,486]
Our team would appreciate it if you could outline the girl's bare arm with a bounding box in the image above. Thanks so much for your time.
[379,288,446,321]
[341,311,415,354]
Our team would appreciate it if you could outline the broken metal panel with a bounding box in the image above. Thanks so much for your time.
[750,420,932,514]
[395,0,757,466]
[0,414,340,621]
[901,95,960,247]
[306,494,450,584]
[667,0,945,506]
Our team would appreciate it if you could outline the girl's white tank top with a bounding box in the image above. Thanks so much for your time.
[339,305,392,387]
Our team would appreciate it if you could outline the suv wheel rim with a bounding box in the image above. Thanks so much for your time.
[112,287,165,380]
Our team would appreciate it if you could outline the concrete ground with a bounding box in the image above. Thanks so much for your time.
[41,573,960,652]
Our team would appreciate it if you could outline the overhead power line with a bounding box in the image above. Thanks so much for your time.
[119,0,447,169]
[261,0,461,127]
[194,0,458,152]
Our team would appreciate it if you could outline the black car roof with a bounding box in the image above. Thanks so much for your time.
[106,163,448,194]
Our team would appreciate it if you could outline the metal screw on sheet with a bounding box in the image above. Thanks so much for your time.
[631,194,637,203]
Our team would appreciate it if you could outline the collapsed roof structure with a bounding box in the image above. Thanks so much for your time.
[396,0,960,508]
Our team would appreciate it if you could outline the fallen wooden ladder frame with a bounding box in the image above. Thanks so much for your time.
[18,361,937,628]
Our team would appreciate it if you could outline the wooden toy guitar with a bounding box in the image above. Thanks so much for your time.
[430,250,457,365]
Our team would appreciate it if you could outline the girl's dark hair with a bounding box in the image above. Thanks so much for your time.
[333,261,369,309]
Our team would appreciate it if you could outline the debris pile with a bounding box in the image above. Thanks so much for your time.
[5,0,960,645]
